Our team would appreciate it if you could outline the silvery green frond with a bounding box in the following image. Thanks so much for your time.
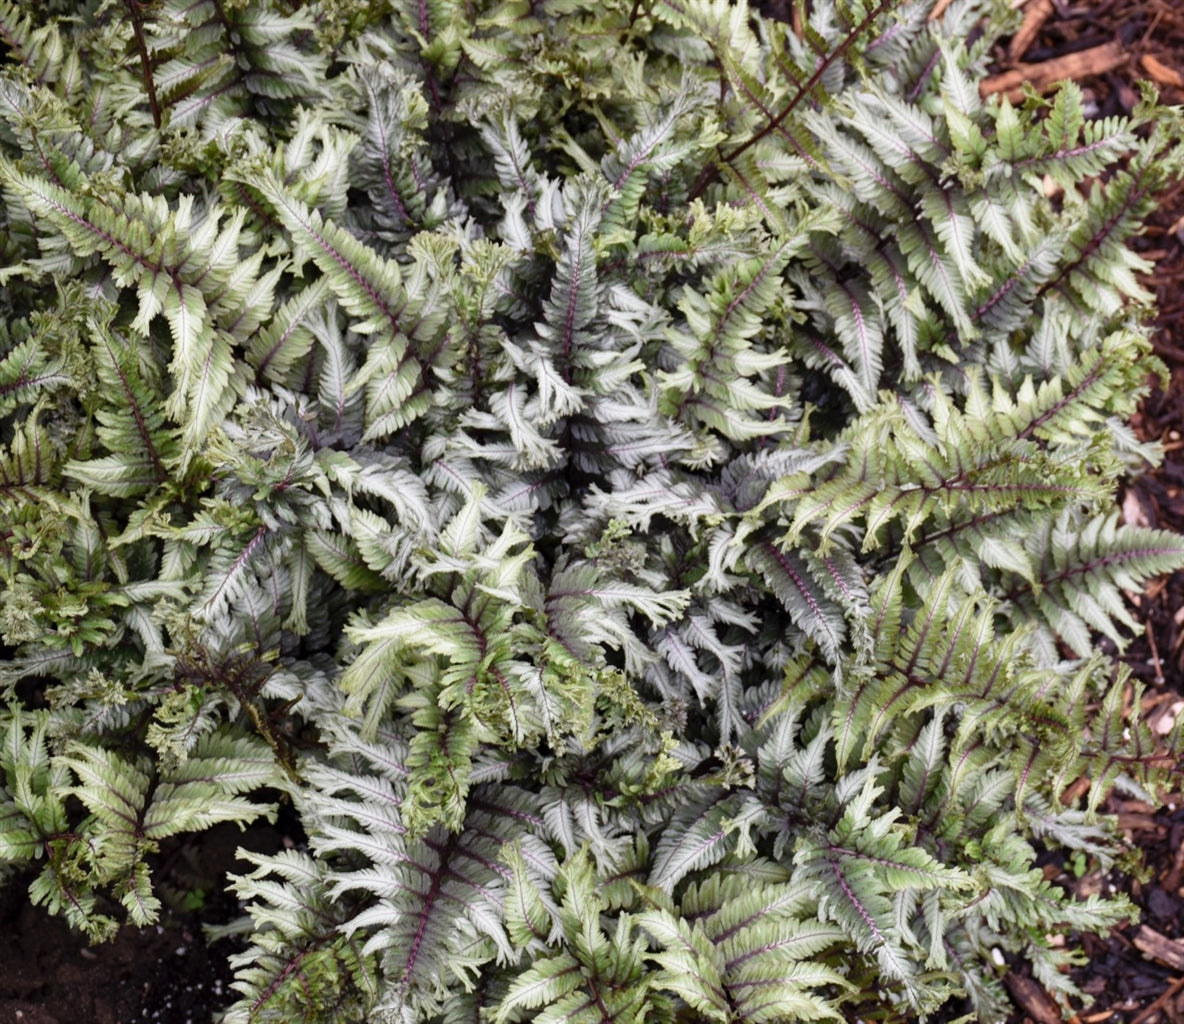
[1,0,1182,1021]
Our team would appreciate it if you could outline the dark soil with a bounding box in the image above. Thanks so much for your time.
[2,4,1182,1024]
[0,901,237,1024]
[0,823,283,1024]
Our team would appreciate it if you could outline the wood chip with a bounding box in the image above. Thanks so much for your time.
[1142,54,1184,89]
[1061,776,1092,805]
[1123,486,1156,529]
[981,41,1128,102]
[1151,700,1184,736]
[1133,926,1184,972]
[1008,0,1055,62]
[1117,812,1165,832]
[1004,973,1064,1024]
[1114,797,1159,815]
[928,0,954,21]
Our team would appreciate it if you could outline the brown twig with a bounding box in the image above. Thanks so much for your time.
[980,40,1127,102]
[1142,54,1184,89]
[1130,974,1184,1024]
[928,0,954,22]
[1008,0,1056,62]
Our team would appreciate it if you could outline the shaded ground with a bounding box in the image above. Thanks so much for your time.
[0,901,237,1024]
[2,3,1182,1023]
[0,823,282,1024]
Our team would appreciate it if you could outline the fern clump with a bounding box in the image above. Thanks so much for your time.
[1,0,1182,1020]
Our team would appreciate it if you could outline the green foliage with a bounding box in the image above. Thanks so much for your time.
[1,0,1182,1021]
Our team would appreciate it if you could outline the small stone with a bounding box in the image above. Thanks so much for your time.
[1147,887,1177,921]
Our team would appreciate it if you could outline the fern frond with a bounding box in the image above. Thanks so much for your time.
[224,850,376,1024]
[1003,511,1184,656]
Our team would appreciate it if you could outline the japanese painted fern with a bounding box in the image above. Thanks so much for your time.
[1,0,1182,1021]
